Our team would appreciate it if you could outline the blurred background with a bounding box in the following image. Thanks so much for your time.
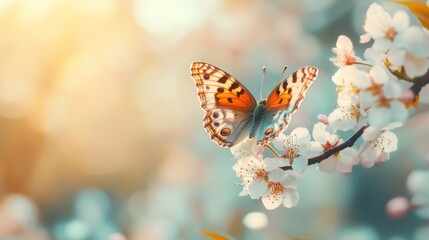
[0,0,428,239]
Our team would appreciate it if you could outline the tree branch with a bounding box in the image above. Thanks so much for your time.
[280,69,429,171]
[410,70,429,96]
[307,125,367,165]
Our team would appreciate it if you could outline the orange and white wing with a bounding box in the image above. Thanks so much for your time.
[191,62,257,147]
[266,66,318,112]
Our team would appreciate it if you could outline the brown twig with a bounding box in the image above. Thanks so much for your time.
[410,70,429,96]
[307,125,367,165]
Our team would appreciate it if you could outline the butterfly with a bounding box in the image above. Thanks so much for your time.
[191,62,318,147]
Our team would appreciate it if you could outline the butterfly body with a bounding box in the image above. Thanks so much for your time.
[249,100,267,138]
[191,62,318,147]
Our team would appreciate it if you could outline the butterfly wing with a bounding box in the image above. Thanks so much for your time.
[266,66,318,112]
[253,67,318,145]
[191,62,257,147]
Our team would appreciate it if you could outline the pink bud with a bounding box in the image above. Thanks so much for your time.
[109,233,127,240]
[317,114,328,125]
[386,197,410,218]
[399,89,415,103]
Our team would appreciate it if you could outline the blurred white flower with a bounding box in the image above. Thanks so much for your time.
[330,35,361,67]
[407,170,429,219]
[359,123,401,168]
[272,127,313,173]
[261,172,299,210]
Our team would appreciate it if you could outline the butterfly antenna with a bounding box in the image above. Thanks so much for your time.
[273,65,288,87]
[260,66,266,100]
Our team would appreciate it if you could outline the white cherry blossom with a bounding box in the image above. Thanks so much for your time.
[272,127,313,173]
[359,123,401,168]
[311,122,360,173]
[328,93,367,131]
[332,65,362,103]
[233,155,297,201]
[330,35,361,67]
[362,3,409,48]
[261,171,299,210]
[233,155,268,199]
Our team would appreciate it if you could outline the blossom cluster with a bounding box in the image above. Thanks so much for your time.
[232,3,429,210]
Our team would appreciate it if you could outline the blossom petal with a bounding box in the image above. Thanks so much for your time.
[264,157,288,172]
[363,126,381,141]
[248,180,268,199]
[312,122,328,143]
[382,81,402,99]
[291,127,311,145]
[292,156,308,174]
[239,187,249,196]
[309,141,324,155]
[369,65,389,84]
[403,54,429,78]
[368,106,392,128]
[231,139,263,158]
[262,191,282,210]
[391,100,407,124]
[372,38,392,52]
[358,91,377,109]
[282,188,299,208]
[281,172,298,188]
[392,11,409,32]
[379,130,398,153]
[272,133,287,150]
[318,156,337,173]
[268,169,286,182]
[387,48,406,67]
[336,35,353,51]
[364,3,394,39]
[328,107,357,131]
[360,33,372,43]
[298,142,311,156]
[340,147,360,165]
